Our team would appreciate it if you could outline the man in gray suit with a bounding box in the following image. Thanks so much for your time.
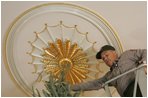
[72,45,147,97]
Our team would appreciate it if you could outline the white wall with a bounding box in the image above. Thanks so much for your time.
[2,1,147,97]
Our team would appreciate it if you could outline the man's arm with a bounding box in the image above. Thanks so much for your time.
[135,49,147,64]
[71,72,111,91]
[71,80,102,91]
[130,49,147,74]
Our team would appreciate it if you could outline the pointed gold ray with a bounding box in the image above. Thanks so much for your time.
[72,67,87,79]
[41,58,57,65]
[42,55,55,61]
[65,40,71,58]
[41,56,55,62]
[56,39,64,57]
[62,41,66,58]
[70,48,84,59]
[44,49,56,58]
[66,71,72,84]
[54,68,62,77]
[73,59,88,66]
[44,65,57,73]
[73,66,89,74]
[48,42,62,60]
[69,70,75,84]
[42,48,56,58]
[70,48,81,59]
[68,43,77,58]
[74,62,88,67]
[48,43,58,55]
[46,61,58,66]
[43,49,60,62]
[71,51,87,60]
[74,64,89,69]
[74,64,88,68]
[73,54,87,61]
[73,57,88,62]
[70,70,82,83]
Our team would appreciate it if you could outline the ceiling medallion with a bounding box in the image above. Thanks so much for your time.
[27,21,102,85]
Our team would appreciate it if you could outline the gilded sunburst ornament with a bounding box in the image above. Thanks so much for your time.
[42,39,89,84]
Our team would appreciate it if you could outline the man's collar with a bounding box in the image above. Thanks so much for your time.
[110,60,118,71]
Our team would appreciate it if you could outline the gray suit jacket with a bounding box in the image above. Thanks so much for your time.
[72,49,147,96]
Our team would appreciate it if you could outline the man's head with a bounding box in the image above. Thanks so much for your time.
[96,45,118,67]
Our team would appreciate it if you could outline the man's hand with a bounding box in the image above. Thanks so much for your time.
[144,64,147,75]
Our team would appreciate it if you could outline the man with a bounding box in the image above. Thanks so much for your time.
[72,45,147,97]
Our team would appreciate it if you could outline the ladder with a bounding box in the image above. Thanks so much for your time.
[103,64,147,97]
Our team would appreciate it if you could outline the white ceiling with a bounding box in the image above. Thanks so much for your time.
[1,1,147,97]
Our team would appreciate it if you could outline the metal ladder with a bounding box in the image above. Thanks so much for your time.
[103,64,147,97]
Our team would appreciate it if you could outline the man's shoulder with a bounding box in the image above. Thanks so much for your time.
[122,49,146,54]
[120,49,146,58]
[122,49,135,54]
[119,49,137,58]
